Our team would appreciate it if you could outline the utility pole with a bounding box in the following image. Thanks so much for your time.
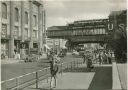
[42,8,46,53]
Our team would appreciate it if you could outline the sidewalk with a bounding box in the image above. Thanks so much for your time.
[117,63,127,89]
[1,58,21,64]
[1,54,48,64]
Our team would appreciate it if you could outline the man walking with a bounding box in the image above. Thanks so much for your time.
[99,52,102,65]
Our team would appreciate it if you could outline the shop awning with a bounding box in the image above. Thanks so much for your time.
[61,46,67,49]
[44,44,50,49]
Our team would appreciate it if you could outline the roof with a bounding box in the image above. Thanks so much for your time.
[73,19,108,24]
[47,26,67,31]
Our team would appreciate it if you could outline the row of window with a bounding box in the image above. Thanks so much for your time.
[47,28,107,37]
[47,31,71,36]
[1,24,38,39]
[70,25,105,29]
[1,3,38,39]
[2,3,37,26]
[1,24,7,38]
[72,29,107,35]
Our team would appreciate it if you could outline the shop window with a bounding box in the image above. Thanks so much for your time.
[15,8,19,22]
[1,42,8,58]
[1,24,7,38]
[2,3,7,19]
[102,28,106,34]
[90,29,93,35]
[25,11,28,24]
[33,43,38,48]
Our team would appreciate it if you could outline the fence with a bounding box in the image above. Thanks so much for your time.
[1,59,83,90]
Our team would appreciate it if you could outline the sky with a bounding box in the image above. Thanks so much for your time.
[44,0,127,27]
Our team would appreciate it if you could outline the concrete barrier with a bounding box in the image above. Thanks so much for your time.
[112,62,122,89]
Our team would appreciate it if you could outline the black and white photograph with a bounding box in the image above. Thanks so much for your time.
[0,0,127,90]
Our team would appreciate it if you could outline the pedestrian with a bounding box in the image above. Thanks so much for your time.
[83,50,87,64]
[14,52,17,59]
[102,51,107,64]
[50,59,59,88]
[57,54,63,75]
[43,53,59,88]
[17,53,20,60]
[86,51,94,71]
[108,52,112,64]
[98,53,102,65]
[83,54,86,63]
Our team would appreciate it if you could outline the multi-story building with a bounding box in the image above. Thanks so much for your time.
[0,1,46,59]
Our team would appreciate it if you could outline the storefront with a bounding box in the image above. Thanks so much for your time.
[22,41,30,55]
[14,40,21,53]
[1,39,9,59]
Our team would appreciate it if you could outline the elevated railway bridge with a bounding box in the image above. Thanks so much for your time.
[46,10,126,50]
[47,19,109,44]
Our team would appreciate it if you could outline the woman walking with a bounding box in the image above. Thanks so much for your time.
[44,52,59,88]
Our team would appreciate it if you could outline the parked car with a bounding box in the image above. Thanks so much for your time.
[24,54,38,62]
[72,50,79,56]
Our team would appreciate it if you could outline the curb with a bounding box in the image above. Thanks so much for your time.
[112,62,122,89]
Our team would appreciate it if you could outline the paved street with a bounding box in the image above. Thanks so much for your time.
[1,54,82,81]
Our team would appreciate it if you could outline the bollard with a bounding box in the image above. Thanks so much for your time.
[36,72,38,89]
[74,61,75,68]
[77,61,78,68]
[16,78,19,90]
[61,63,63,75]
[46,69,49,83]
[67,63,68,69]
[71,62,72,71]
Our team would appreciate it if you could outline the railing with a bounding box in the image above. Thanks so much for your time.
[1,60,83,90]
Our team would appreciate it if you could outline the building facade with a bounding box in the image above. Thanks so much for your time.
[0,1,46,59]
[45,38,67,53]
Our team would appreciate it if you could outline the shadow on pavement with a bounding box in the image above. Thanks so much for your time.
[88,66,112,90]
[63,65,112,90]
[63,67,95,72]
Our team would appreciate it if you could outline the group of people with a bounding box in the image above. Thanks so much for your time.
[97,51,112,65]
[82,50,112,70]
